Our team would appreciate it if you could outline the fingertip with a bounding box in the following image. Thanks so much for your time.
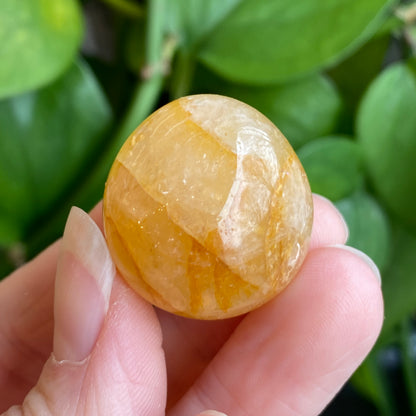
[326,244,384,339]
[330,244,381,285]
[310,194,349,249]
[299,244,384,348]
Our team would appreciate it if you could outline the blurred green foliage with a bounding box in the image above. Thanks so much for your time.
[1,0,416,414]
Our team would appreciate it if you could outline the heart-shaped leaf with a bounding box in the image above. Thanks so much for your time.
[0,0,83,98]
[0,61,112,245]
[357,60,416,229]
[197,0,395,84]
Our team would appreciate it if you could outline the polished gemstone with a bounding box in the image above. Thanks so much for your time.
[103,94,313,319]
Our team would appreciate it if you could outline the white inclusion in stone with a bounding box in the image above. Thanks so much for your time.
[217,126,278,252]
[287,242,301,269]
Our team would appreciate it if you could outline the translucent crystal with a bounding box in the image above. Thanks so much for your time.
[103,95,313,319]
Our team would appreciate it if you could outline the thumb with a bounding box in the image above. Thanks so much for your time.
[4,207,166,415]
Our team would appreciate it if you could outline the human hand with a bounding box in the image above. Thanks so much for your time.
[0,194,383,415]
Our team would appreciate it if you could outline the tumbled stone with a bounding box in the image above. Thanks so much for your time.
[103,94,313,319]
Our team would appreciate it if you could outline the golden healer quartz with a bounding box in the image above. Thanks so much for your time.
[103,94,313,319]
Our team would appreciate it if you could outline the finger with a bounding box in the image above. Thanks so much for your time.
[309,194,348,249]
[4,207,165,415]
[159,193,349,408]
[0,242,58,410]
[0,204,104,410]
[168,246,383,416]
[158,310,242,410]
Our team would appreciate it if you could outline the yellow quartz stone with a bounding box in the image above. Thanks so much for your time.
[103,94,313,319]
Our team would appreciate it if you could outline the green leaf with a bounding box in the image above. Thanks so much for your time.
[380,224,416,340]
[336,191,391,272]
[198,0,396,84]
[218,74,342,149]
[357,60,416,229]
[0,0,83,98]
[0,60,112,245]
[165,0,241,48]
[297,136,363,200]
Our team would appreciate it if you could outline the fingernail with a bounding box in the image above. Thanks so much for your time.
[196,411,228,416]
[53,206,115,362]
[331,244,381,285]
[314,194,349,242]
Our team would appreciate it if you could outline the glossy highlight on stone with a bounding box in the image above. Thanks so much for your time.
[103,94,313,319]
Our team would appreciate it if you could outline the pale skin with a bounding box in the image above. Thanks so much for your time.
[0,194,383,416]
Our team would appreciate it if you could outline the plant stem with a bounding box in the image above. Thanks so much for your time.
[116,0,166,138]
[400,318,416,415]
[76,0,168,185]
[146,0,165,66]
[170,48,196,99]
[25,0,167,256]
[119,78,163,138]
[79,0,167,189]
